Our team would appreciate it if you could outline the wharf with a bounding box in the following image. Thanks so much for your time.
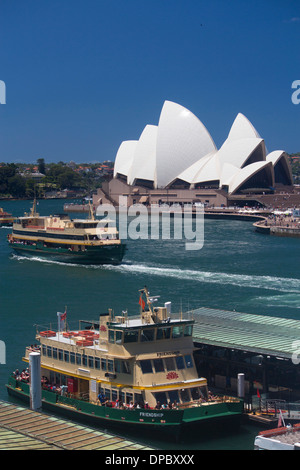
[254,219,300,238]
[64,202,268,222]
[191,307,300,404]
[0,400,152,451]
[192,306,300,359]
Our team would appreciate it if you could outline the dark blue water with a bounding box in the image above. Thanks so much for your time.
[0,198,299,449]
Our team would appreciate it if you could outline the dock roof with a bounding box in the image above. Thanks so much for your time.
[0,400,152,451]
[192,307,300,359]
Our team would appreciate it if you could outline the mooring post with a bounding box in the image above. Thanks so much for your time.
[29,352,42,411]
[237,373,245,399]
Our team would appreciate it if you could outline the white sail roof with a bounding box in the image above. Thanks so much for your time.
[172,153,214,185]
[216,137,266,169]
[228,161,274,194]
[266,150,287,165]
[127,125,158,186]
[266,150,293,185]
[155,101,217,188]
[192,153,221,185]
[227,113,261,141]
[113,140,138,179]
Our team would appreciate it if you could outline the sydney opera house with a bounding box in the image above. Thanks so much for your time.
[96,100,293,208]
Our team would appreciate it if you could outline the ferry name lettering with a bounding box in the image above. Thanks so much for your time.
[140,411,164,418]
[157,351,180,357]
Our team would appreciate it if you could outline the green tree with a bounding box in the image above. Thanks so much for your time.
[37,158,46,174]
[7,174,26,197]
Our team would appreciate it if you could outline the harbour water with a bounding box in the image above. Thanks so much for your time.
[0,198,299,450]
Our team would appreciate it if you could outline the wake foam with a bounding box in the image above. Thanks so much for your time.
[11,254,300,294]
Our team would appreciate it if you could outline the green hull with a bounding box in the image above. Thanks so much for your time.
[0,222,13,227]
[9,241,126,265]
[6,378,243,438]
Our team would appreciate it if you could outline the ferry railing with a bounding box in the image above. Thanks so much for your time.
[254,398,300,420]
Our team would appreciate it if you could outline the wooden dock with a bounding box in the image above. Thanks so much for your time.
[0,400,152,451]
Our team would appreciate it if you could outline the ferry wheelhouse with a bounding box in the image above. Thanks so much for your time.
[7,200,126,264]
[0,208,14,227]
[6,287,243,437]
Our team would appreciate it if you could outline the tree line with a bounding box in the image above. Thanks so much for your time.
[0,159,111,198]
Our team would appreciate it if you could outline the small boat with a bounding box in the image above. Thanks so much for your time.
[0,208,14,227]
[6,287,243,439]
[254,422,300,450]
[7,199,126,265]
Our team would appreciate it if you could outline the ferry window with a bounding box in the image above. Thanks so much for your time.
[64,351,69,363]
[95,357,100,369]
[157,327,171,340]
[115,330,123,344]
[180,389,190,403]
[82,354,87,366]
[172,326,183,338]
[168,390,179,404]
[134,393,144,405]
[101,358,107,371]
[104,388,111,400]
[108,330,115,343]
[141,329,155,342]
[120,391,125,403]
[124,330,139,343]
[125,392,133,405]
[121,361,130,374]
[88,356,94,368]
[184,325,193,336]
[184,354,193,368]
[114,359,121,373]
[50,371,55,384]
[154,392,167,405]
[47,346,52,357]
[70,352,75,364]
[153,358,164,373]
[175,356,185,370]
[58,349,63,361]
[107,359,114,372]
[76,353,81,365]
[112,389,118,402]
[200,386,208,400]
[53,348,57,359]
[190,387,201,400]
[140,360,153,374]
[42,345,46,356]
[164,357,175,371]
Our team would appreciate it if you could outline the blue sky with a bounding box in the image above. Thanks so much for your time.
[0,0,299,163]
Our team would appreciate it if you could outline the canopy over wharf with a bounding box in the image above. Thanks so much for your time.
[191,307,300,401]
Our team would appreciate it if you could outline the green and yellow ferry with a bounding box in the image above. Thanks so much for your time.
[7,200,126,265]
[6,287,243,439]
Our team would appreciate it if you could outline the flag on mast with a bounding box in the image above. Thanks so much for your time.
[278,409,285,428]
[57,308,67,333]
[139,295,145,311]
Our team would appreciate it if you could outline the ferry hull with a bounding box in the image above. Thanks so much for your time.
[6,379,243,440]
[0,220,13,227]
[9,242,126,265]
